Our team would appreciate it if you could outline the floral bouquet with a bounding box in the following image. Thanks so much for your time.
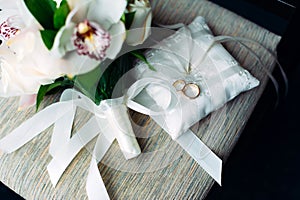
[0,0,152,110]
[0,0,286,199]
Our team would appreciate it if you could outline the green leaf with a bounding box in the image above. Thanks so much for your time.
[36,82,61,111]
[36,85,50,111]
[74,64,103,103]
[36,77,74,111]
[53,0,70,29]
[40,30,57,50]
[24,0,57,30]
[130,50,156,71]
[121,13,126,23]
[124,12,136,29]
[75,53,137,105]
[94,53,136,104]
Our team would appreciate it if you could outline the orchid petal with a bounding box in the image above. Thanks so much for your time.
[0,8,19,25]
[18,94,37,110]
[52,23,76,57]
[67,0,91,10]
[65,1,90,24]
[0,1,18,9]
[63,51,100,75]
[87,0,127,30]
[7,30,36,60]
[106,21,126,59]
[17,0,38,27]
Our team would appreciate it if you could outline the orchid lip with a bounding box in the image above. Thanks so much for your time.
[0,18,20,41]
[73,20,111,61]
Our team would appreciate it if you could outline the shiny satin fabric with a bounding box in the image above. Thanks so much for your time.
[134,16,259,140]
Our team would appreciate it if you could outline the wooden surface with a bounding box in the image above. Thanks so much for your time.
[0,0,281,199]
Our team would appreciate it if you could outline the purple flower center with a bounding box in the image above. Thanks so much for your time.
[73,20,111,61]
[0,18,19,41]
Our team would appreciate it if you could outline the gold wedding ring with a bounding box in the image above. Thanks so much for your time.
[183,83,201,99]
[173,80,186,91]
[173,80,201,99]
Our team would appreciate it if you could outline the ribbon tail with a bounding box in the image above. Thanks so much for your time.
[86,159,110,200]
[125,78,222,184]
[86,128,115,200]
[175,129,222,185]
[49,106,76,156]
[0,101,74,153]
[49,88,104,157]
[47,116,100,186]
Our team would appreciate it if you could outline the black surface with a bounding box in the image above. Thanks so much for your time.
[207,61,300,199]
[211,0,296,35]
[206,2,300,200]
[0,1,299,199]
[206,69,300,199]
[0,182,23,200]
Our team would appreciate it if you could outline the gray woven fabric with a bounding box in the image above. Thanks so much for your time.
[0,0,280,199]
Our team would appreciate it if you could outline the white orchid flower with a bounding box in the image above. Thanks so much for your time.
[52,0,127,64]
[126,0,152,46]
[0,0,37,29]
[0,0,41,109]
[0,26,77,109]
[0,1,93,109]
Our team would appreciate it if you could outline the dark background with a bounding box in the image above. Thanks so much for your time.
[207,0,300,200]
[1,0,299,199]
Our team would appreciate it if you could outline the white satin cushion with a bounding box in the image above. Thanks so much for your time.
[134,16,259,139]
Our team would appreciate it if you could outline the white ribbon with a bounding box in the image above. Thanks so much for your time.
[0,75,223,199]
[127,78,223,185]
[0,88,142,200]
[0,19,224,199]
[0,14,279,199]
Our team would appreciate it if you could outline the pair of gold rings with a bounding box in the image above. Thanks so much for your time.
[173,80,201,99]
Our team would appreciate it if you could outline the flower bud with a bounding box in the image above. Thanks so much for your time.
[126,0,152,46]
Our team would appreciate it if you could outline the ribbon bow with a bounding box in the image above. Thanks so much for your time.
[0,76,222,199]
